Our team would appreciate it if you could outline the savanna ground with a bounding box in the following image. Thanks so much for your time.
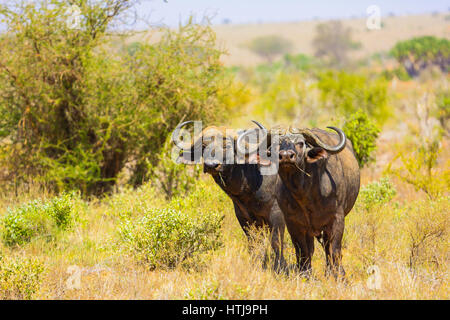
[0,5,449,299]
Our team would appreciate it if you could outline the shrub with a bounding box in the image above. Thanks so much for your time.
[148,138,202,200]
[0,1,227,195]
[317,71,390,124]
[390,36,450,77]
[119,207,223,270]
[283,53,316,72]
[343,109,380,167]
[381,66,411,81]
[312,21,361,68]
[1,193,77,246]
[245,35,293,63]
[386,138,449,200]
[358,178,397,211]
[0,255,45,299]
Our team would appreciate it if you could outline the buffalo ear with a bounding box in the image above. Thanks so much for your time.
[306,147,328,163]
[247,152,272,166]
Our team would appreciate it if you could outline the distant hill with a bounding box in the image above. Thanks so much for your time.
[130,13,450,67]
[212,13,450,66]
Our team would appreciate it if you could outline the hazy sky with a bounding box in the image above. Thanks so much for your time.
[139,0,449,26]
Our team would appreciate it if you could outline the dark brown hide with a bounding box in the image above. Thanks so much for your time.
[276,128,360,277]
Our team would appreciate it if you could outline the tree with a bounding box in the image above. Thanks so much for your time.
[390,36,450,77]
[0,1,227,195]
[246,35,293,63]
[312,21,361,68]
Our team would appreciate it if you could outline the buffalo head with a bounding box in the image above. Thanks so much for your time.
[236,121,347,171]
[278,126,346,170]
[173,121,268,176]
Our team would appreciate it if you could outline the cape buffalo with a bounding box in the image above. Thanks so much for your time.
[238,123,360,277]
[173,121,287,272]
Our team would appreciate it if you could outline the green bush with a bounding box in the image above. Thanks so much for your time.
[245,35,293,63]
[0,255,45,299]
[1,193,77,246]
[358,178,397,211]
[283,53,316,72]
[317,71,390,124]
[343,109,380,167]
[381,66,411,81]
[390,36,450,77]
[119,207,223,270]
[0,1,227,195]
[117,183,227,269]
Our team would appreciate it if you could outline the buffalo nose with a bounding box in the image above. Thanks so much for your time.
[279,150,296,163]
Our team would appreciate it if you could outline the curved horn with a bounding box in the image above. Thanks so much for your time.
[236,127,259,155]
[325,126,346,153]
[300,126,346,154]
[251,120,267,131]
[236,121,271,155]
[172,120,196,149]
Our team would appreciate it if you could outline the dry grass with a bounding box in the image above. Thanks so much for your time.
[0,161,448,299]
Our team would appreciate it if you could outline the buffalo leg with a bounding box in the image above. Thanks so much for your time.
[323,214,345,279]
[269,221,287,273]
[291,233,314,277]
[268,205,287,273]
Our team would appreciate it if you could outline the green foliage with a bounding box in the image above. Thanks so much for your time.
[0,1,227,195]
[317,71,390,124]
[117,181,226,269]
[343,109,380,167]
[148,138,202,200]
[245,35,293,63]
[0,255,45,299]
[390,36,450,77]
[283,53,316,72]
[312,21,361,68]
[119,207,223,270]
[358,178,397,211]
[253,72,307,121]
[1,193,77,246]
[381,66,411,81]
